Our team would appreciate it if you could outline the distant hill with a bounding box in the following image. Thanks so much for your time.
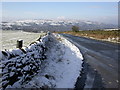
[1,19,118,32]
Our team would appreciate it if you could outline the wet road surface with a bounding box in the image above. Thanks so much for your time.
[61,34,119,88]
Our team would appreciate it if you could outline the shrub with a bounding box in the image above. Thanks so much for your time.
[72,26,79,32]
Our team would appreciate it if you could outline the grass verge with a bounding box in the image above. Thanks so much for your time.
[57,30,120,43]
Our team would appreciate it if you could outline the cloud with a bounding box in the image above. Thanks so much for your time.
[94,15,118,25]
[57,16,65,19]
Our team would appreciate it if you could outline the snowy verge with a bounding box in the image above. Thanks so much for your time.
[11,33,84,88]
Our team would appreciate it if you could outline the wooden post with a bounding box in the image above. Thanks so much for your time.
[16,39,23,49]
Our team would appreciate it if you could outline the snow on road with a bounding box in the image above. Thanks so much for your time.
[9,33,83,88]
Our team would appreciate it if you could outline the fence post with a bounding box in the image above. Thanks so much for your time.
[16,39,23,49]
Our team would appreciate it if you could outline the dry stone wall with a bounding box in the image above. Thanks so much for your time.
[0,34,49,89]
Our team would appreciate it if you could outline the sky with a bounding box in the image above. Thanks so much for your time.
[2,2,118,25]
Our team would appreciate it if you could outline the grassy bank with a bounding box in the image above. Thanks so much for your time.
[57,30,120,43]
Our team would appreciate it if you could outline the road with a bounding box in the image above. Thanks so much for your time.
[61,34,119,88]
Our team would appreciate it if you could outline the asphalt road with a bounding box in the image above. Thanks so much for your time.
[61,34,119,88]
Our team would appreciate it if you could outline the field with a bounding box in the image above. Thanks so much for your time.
[0,30,46,50]
[57,30,120,43]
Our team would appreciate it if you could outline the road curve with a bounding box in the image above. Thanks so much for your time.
[61,34,119,88]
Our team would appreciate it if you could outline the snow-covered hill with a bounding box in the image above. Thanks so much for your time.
[1,19,117,31]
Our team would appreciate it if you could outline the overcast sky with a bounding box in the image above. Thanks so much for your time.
[2,2,118,25]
